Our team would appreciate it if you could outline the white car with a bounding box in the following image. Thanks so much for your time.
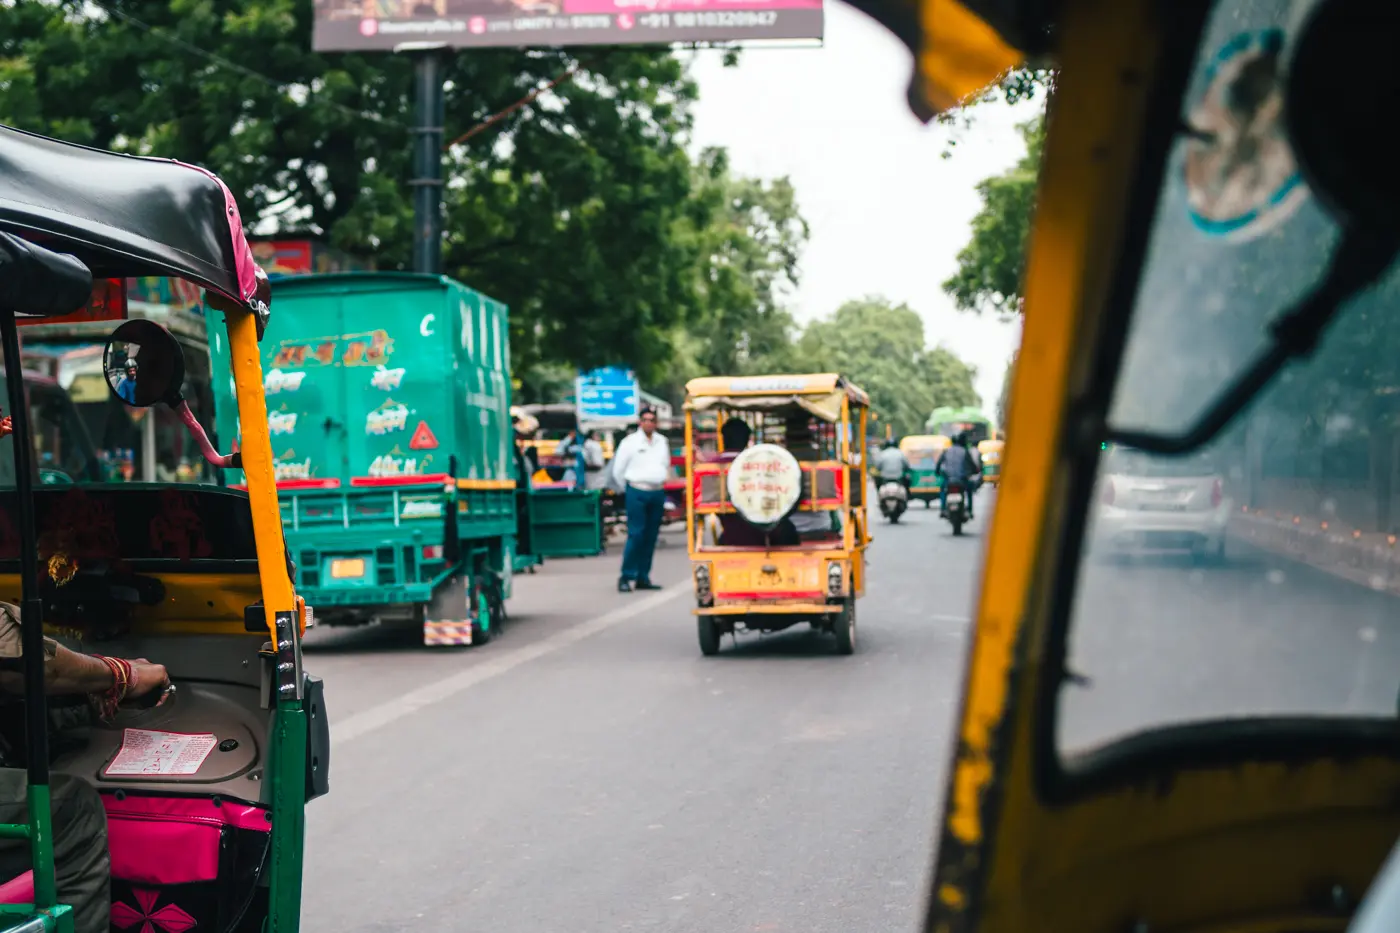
[1088,446,1231,562]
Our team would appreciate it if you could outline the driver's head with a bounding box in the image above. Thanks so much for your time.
[719,418,750,452]
[124,360,138,376]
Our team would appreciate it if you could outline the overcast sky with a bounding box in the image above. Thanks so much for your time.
[683,1,1039,411]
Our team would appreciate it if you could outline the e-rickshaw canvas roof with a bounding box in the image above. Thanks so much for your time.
[683,374,870,423]
[0,123,268,330]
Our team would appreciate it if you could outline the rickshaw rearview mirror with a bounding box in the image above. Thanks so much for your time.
[103,319,242,472]
[1284,0,1400,236]
[104,318,185,409]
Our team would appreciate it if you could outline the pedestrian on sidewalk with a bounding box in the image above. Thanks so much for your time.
[613,406,670,592]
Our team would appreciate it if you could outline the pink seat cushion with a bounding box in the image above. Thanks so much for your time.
[0,870,33,904]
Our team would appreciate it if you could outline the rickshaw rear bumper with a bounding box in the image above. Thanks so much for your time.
[695,601,839,616]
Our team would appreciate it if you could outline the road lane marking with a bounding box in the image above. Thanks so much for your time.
[333,582,688,747]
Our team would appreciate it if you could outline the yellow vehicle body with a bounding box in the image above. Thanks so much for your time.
[828,0,1400,931]
[684,373,871,655]
[899,433,950,503]
[977,437,1005,486]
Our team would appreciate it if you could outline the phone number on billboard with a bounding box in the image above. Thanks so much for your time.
[637,10,780,27]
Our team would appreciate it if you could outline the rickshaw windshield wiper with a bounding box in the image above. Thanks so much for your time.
[1106,228,1400,455]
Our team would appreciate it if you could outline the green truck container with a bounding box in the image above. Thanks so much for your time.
[206,272,602,646]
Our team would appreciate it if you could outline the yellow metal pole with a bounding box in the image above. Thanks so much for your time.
[224,307,296,636]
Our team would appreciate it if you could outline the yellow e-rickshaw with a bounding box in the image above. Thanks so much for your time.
[835,0,1400,930]
[684,374,870,655]
[978,432,1005,487]
[899,434,951,506]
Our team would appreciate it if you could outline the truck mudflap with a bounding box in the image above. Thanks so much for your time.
[423,574,497,647]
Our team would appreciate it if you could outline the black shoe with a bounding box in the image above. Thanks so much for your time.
[636,580,662,591]
[618,579,633,593]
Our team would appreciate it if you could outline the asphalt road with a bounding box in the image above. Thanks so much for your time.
[297,492,1400,931]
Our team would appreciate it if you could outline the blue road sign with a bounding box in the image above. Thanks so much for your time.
[576,367,640,421]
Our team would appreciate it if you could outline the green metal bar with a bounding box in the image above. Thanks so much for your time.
[266,702,308,933]
[0,824,29,840]
[25,786,53,909]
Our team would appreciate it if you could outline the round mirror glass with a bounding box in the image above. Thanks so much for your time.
[102,319,184,408]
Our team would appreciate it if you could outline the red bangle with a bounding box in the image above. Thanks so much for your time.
[90,655,133,722]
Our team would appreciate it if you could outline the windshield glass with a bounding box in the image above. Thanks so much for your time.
[0,336,218,487]
[1059,0,1400,756]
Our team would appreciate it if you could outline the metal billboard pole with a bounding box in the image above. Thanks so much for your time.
[400,43,447,275]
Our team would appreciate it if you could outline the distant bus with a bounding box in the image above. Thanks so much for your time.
[926,406,995,446]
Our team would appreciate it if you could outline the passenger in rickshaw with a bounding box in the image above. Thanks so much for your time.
[0,601,171,933]
[783,411,842,539]
[703,417,751,464]
[709,418,806,546]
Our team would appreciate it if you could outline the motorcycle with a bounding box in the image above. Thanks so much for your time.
[878,480,908,523]
[943,482,971,536]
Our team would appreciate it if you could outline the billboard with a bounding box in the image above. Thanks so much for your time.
[311,0,822,50]
[250,239,375,278]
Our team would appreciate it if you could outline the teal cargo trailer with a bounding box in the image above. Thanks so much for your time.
[206,272,602,646]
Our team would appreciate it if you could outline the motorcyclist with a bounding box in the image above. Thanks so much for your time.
[936,432,980,519]
[873,439,911,490]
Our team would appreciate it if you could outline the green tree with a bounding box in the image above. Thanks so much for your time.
[651,150,810,403]
[791,296,979,437]
[0,0,705,377]
[942,114,1045,316]
[996,352,1016,433]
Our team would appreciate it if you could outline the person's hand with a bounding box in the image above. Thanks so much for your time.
[0,415,11,439]
[126,658,170,699]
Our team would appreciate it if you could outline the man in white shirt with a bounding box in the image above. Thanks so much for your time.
[611,407,670,592]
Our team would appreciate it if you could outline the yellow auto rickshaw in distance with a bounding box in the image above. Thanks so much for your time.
[684,374,870,655]
[978,430,1005,487]
[898,433,951,507]
[832,0,1400,930]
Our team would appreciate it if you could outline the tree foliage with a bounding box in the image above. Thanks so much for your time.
[996,352,1015,433]
[942,114,1044,316]
[791,296,979,437]
[0,0,706,379]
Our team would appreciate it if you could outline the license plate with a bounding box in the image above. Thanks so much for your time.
[330,558,366,579]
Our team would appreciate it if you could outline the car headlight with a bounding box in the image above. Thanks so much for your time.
[827,562,843,596]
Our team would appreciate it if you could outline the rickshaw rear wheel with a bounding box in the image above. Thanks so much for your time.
[698,616,722,656]
[834,600,856,655]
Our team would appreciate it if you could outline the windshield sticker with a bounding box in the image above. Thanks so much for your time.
[370,366,406,391]
[264,369,307,394]
[1184,28,1308,241]
[410,421,439,450]
[366,401,410,435]
[268,411,298,436]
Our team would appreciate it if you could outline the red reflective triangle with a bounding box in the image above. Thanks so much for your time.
[409,421,439,450]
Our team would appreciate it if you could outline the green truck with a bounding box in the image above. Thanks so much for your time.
[206,272,603,646]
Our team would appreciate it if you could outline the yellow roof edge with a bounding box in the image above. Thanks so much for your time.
[684,374,870,406]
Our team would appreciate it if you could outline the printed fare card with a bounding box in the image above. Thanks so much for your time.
[104,729,218,777]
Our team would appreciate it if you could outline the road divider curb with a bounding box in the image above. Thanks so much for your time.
[1231,511,1400,596]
